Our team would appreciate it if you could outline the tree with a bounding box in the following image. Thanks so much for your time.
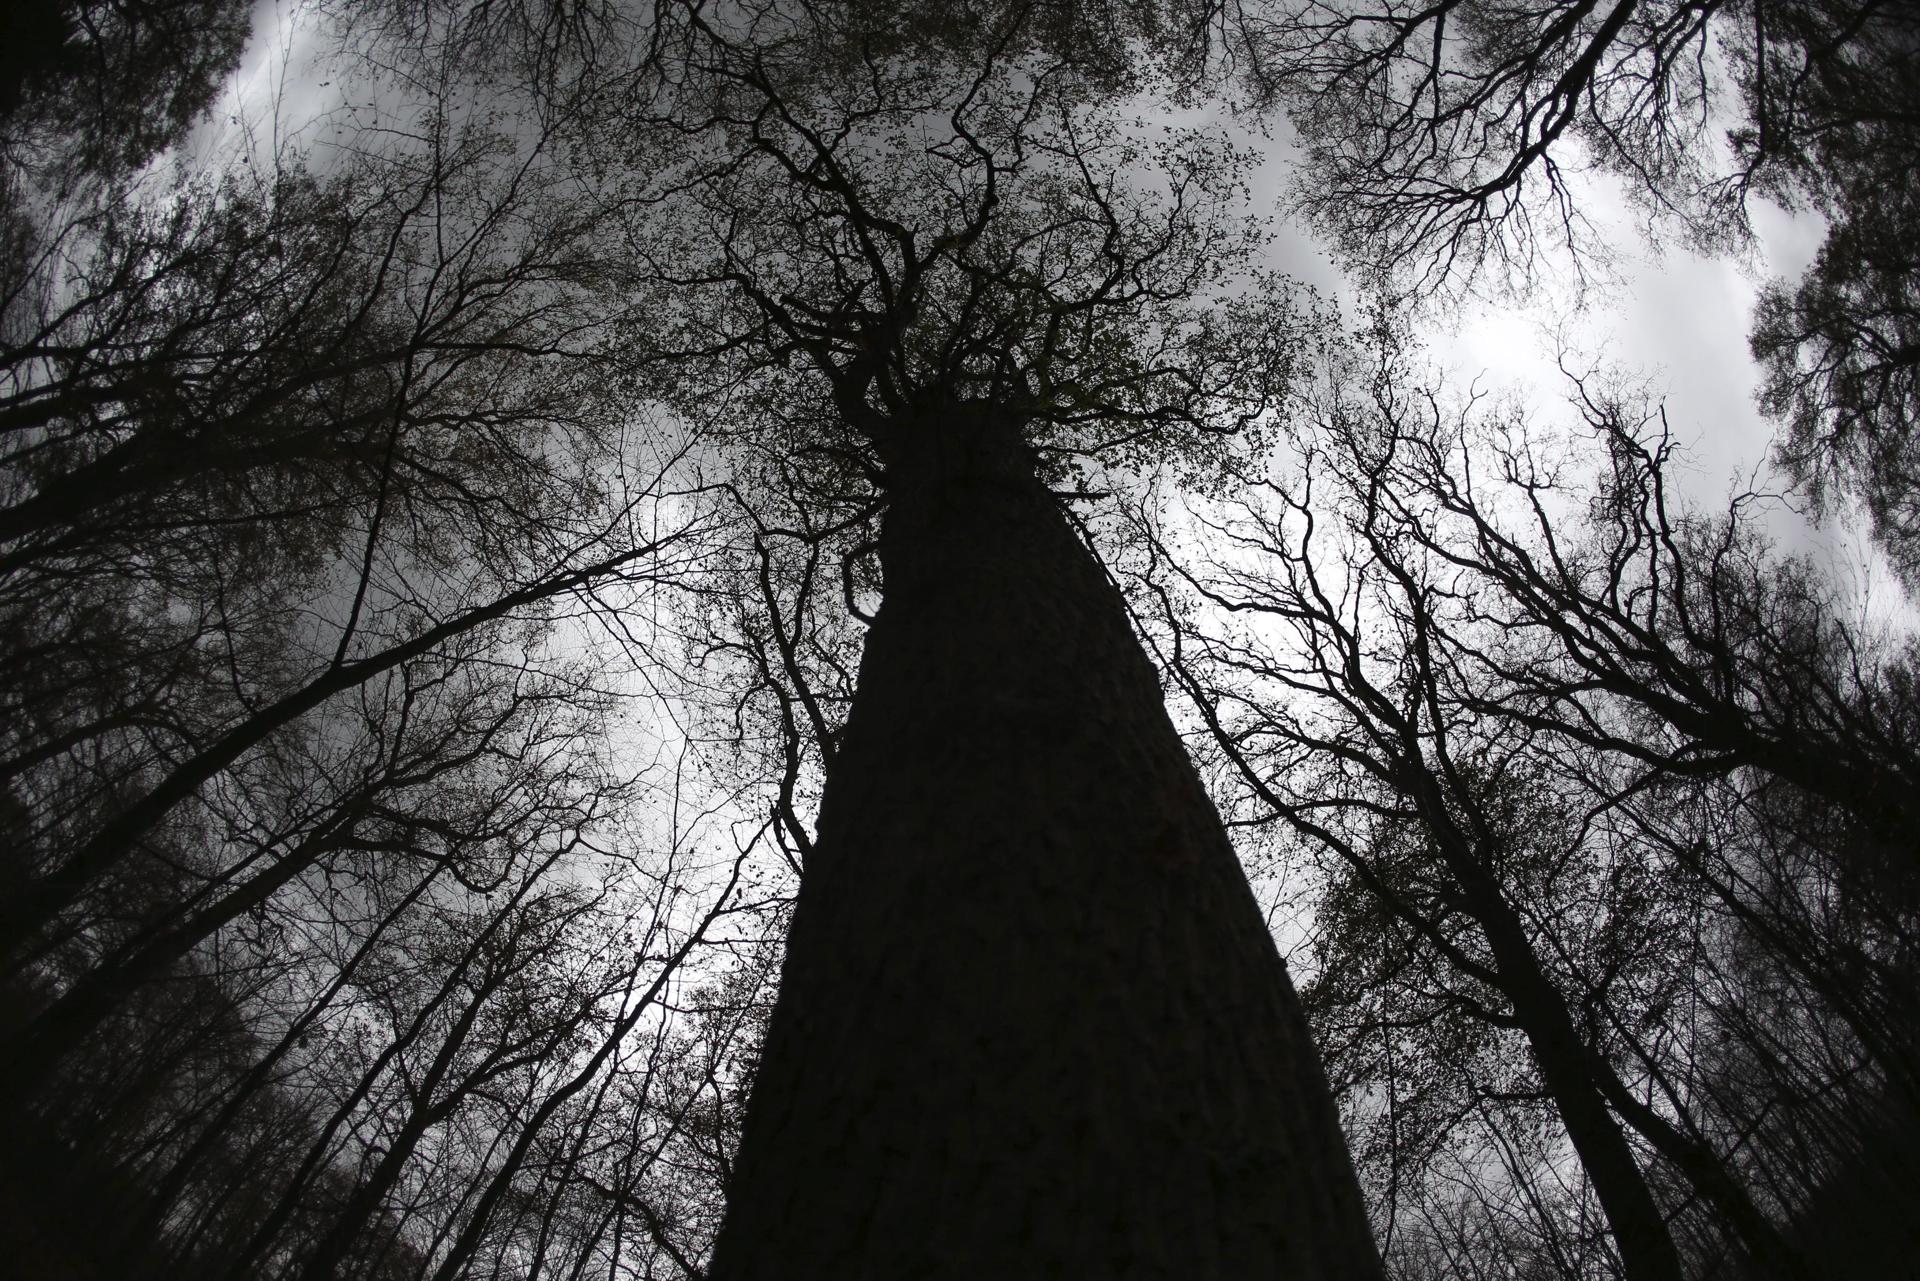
[1740,0,1920,586]
[0,0,252,193]
[1132,358,1706,1281]
[3,2,1396,1275]
[1752,168,1920,586]
[1133,325,1920,1277]
[1217,0,1920,581]
[0,8,787,1278]
[588,5,1383,1275]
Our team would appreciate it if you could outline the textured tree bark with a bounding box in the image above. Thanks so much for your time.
[710,405,1382,1280]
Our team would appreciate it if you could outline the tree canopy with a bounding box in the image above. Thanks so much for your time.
[2,1,1916,1278]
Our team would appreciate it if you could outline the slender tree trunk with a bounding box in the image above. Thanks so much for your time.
[1,798,370,1100]
[1442,855,1690,1281]
[1406,775,1798,1280]
[710,405,1381,1279]
[0,525,692,962]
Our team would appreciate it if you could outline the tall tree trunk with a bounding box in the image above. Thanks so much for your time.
[710,406,1381,1279]
[1399,764,1796,1280]
[1439,849,1690,1281]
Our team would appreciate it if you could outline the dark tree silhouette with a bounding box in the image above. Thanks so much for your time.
[1219,0,1904,283]
[0,9,781,1278]
[1217,0,1920,581]
[0,0,251,190]
[3,1,1393,1277]
[1752,171,1920,587]
[1134,375,1702,1281]
[1134,328,1920,1277]
[1740,1,1920,585]
[588,6,1384,1276]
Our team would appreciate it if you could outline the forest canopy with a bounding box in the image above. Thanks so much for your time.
[0,1,1914,1278]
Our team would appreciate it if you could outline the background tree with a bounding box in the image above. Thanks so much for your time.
[1215,0,1920,584]
[0,6,793,1278]
[1132,325,1920,1278]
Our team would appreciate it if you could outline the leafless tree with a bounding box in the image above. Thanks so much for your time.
[567,4,1387,1276]
[1204,0,1920,581]
[1131,326,1918,1278]
[0,9,788,1279]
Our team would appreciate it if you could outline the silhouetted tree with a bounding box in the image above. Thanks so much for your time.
[0,8,782,1279]
[1217,0,1920,581]
[1134,326,1919,1278]
[589,5,1384,1276]
[3,2,1396,1277]
[0,0,252,192]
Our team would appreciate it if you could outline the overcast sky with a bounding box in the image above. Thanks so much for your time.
[1241,110,1920,631]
